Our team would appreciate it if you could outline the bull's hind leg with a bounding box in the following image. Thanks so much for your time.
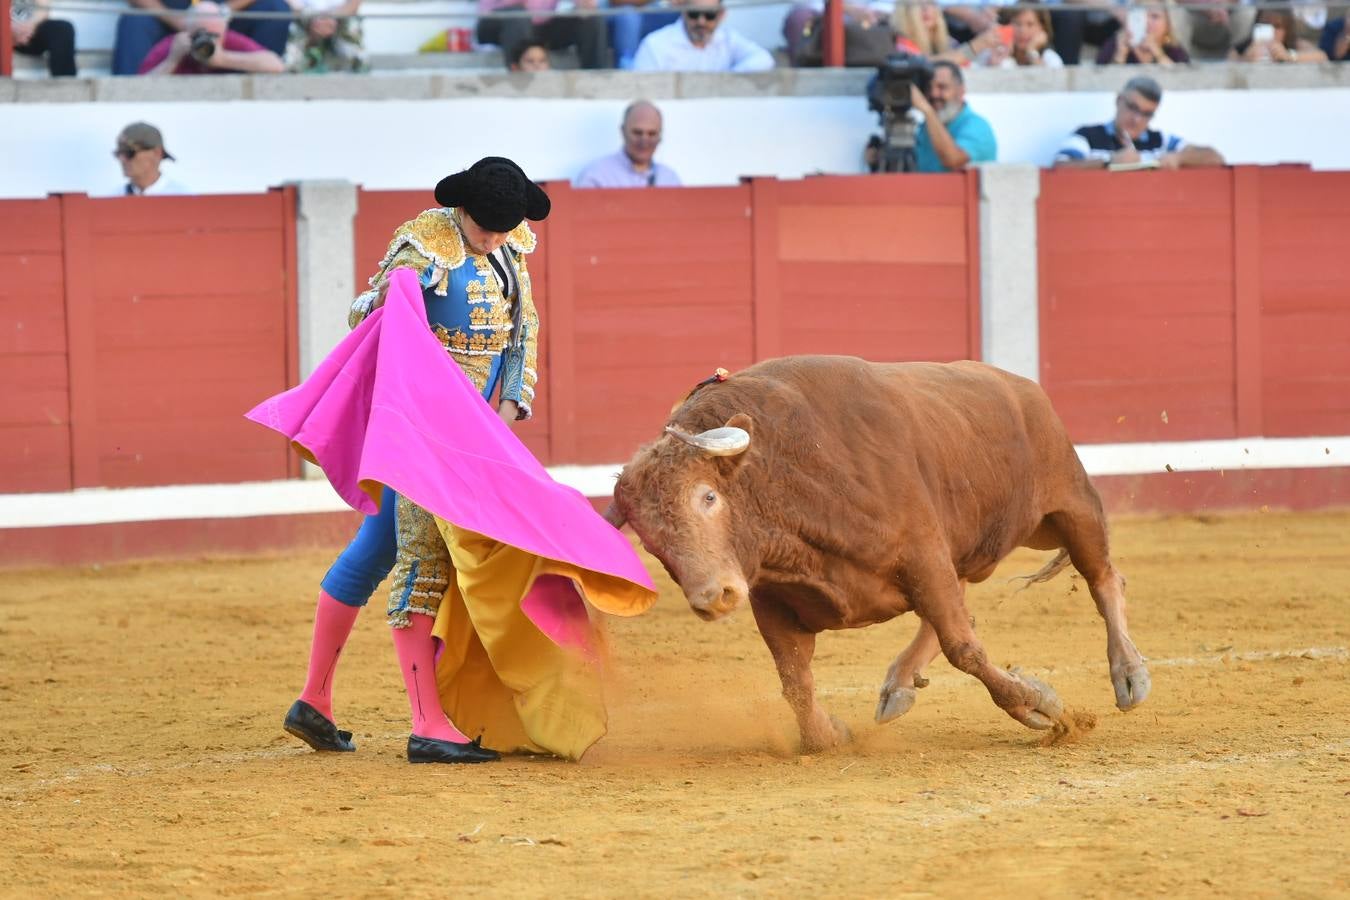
[875,613,943,724]
[907,559,1065,730]
[1047,505,1151,710]
[750,593,851,753]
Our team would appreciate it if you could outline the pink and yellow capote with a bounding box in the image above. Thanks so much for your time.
[247,268,657,760]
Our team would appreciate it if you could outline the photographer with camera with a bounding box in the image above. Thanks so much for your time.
[138,0,285,74]
[909,59,996,173]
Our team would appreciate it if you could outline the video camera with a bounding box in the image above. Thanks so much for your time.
[865,51,936,173]
[867,51,935,117]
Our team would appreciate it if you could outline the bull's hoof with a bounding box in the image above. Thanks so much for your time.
[1008,672,1064,731]
[874,685,918,724]
[1112,661,1151,710]
[800,715,853,753]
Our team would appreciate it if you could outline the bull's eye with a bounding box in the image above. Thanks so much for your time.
[703,490,717,507]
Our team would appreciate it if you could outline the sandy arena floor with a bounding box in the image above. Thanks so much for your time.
[2,510,1349,898]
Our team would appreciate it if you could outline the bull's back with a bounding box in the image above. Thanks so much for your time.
[745,357,1083,563]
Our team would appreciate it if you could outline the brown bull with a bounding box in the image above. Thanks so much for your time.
[607,356,1150,752]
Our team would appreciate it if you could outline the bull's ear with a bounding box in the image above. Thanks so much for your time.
[718,413,755,474]
[724,413,754,439]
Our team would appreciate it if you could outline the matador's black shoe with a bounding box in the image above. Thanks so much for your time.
[407,734,500,764]
[284,699,356,752]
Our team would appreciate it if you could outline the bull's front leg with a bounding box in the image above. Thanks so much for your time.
[875,613,943,724]
[750,593,851,753]
[905,557,1066,731]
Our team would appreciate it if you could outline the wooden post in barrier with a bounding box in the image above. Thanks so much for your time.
[1,0,15,78]
[823,0,845,67]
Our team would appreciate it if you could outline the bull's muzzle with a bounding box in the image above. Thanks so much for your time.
[687,580,749,621]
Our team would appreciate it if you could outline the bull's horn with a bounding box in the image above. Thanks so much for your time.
[664,426,750,457]
[601,502,626,529]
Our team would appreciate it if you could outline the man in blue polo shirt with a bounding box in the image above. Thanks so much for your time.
[910,61,997,173]
[1053,76,1225,170]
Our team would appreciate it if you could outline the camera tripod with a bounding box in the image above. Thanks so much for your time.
[876,116,919,174]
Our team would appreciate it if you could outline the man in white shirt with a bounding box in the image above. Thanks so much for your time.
[113,122,191,196]
[632,0,774,72]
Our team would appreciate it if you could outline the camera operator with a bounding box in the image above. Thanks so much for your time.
[139,0,285,75]
[910,60,997,173]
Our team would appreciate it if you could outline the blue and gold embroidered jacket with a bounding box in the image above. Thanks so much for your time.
[349,208,539,417]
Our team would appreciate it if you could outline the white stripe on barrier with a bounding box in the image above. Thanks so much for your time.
[0,436,1346,530]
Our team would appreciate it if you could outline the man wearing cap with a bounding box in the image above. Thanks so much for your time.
[284,158,554,765]
[113,122,190,196]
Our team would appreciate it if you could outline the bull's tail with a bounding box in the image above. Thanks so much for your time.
[1009,548,1072,592]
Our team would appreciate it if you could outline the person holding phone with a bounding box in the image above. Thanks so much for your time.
[1232,8,1327,62]
[1053,75,1224,170]
[980,1,1062,67]
[1097,3,1190,65]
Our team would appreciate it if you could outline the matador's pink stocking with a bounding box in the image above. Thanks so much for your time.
[298,590,361,722]
[391,613,470,743]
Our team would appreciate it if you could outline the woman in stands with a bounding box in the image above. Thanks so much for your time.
[1231,7,1328,63]
[277,157,653,765]
[981,1,1063,67]
[891,0,968,64]
[1097,3,1190,65]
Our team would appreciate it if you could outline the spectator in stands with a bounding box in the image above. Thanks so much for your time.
[891,0,966,63]
[1097,2,1189,65]
[1172,0,1255,61]
[976,1,1063,67]
[938,0,996,46]
[575,100,682,188]
[10,0,76,77]
[781,0,894,66]
[112,122,190,196]
[1038,1,1121,66]
[910,60,996,172]
[113,0,291,75]
[139,1,286,74]
[1231,8,1327,63]
[476,0,609,70]
[1322,10,1350,61]
[609,0,679,69]
[633,0,774,71]
[284,0,367,72]
[507,37,551,70]
[1054,76,1224,170]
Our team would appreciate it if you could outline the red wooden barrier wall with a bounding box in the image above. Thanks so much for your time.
[0,190,298,494]
[0,200,70,493]
[1038,165,1350,446]
[1039,168,1239,444]
[353,173,982,465]
[1253,167,1350,437]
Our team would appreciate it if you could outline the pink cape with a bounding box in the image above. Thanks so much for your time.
[245,267,657,622]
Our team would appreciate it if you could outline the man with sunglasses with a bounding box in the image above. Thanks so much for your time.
[111,122,190,196]
[632,0,773,71]
[1054,75,1224,170]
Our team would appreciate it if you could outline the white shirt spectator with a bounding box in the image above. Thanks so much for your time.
[112,175,192,196]
[632,20,774,72]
